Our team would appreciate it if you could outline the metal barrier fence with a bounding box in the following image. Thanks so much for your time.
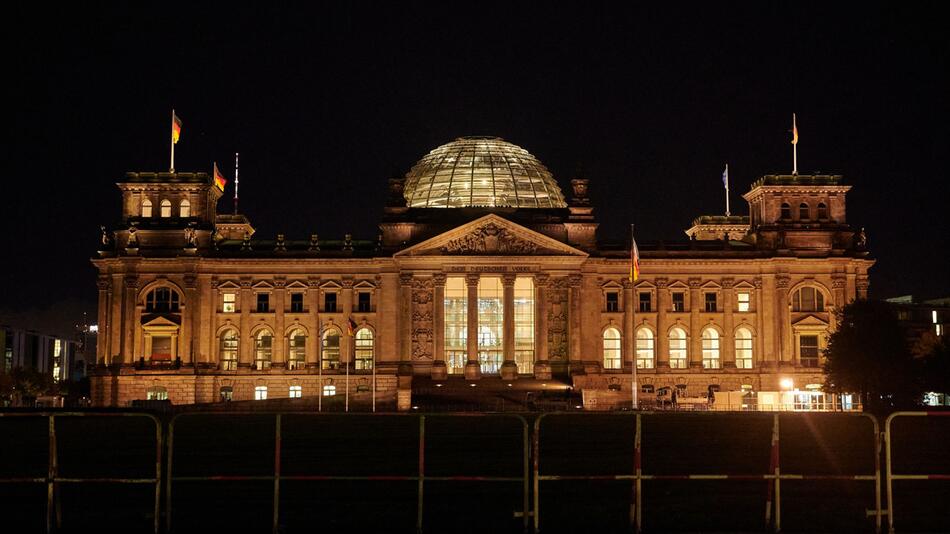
[533,412,881,533]
[0,412,162,534]
[884,411,950,533]
[166,412,530,534]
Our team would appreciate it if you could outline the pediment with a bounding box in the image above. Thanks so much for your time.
[394,214,588,257]
[141,315,181,328]
[791,314,829,327]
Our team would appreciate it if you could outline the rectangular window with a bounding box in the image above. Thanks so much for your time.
[606,292,619,312]
[478,277,504,375]
[639,292,652,313]
[737,292,750,312]
[323,384,336,397]
[444,277,467,374]
[672,293,685,312]
[800,335,820,367]
[290,293,304,313]
[289,385,302,399]
[223,293,236,313]
[324,292,337,313]
[704,293,717,312]
[254,386,268,400]
[514,277,535,374]
[256,293,269,313]
[357,292,371,313]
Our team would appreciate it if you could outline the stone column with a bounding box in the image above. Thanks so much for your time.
[500,274,518,380]
[180,274,197,366]
[132,302,143,363]
[722,278,735,368]
[533,274,552,380]
[655,278,669,369]
[307,279,321,368]
[754,278,766,369]
[464,273,481,380]
[400,274,413,364]
[688,277,702,369]
[110,274,123,364]
[341,277,354,368]
[431,274,448,379]
[239,279,252,368]
[567,274,584,374]
[623,279,635,370]
[856,277,869,300]
[776,274,791,367]
[123,277,137,365]
[96,277,110,364]
[273,278,286,369]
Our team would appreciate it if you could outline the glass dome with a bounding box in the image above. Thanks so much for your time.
[403,137,567,208]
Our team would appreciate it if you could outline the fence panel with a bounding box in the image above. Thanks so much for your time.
[0,412,162,534]
[167,412,529,534]
[885,411,950,533]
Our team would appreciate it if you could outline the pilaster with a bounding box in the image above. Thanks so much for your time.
[431,273,448,379]
[464,273,481,379]
[500,274,518,380]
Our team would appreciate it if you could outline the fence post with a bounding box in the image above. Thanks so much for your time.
[273,414,282,534]
[46,415,57,534]
[634,413,642,533]
[533,415,542,534]
[522,415,530,533]
[153,415,162,534]
[166,416,176,533]
[417,415,425,534]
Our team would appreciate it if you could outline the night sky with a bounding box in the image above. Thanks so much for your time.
[5,4,949,331]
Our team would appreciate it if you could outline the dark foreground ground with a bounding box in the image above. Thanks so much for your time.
[1,410,947,533]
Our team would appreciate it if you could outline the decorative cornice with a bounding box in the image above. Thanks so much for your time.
[655,277,669,289]
[688,277,702,289]
[721,277,735,289]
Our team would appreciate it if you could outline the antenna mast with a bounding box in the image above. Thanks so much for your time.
[233,152,240,214]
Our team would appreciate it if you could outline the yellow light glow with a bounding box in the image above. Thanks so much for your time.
[780,378,794,390]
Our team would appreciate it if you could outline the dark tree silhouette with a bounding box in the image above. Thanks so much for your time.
[823,300,922,412]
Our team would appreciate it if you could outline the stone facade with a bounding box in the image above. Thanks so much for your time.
[91,139,873,409]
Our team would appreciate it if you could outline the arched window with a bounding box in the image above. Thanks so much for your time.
[219,329,239,370]
[780,203,791,220]
[792,287,825,312]
[735,327,753,369]
[179,199,191,218]
[160,199,172,217]
[254,330,273,370]
[669,327,688,369]
[702,328,721,369]
[817,202,828,220]
[146,386,168,400]
[219,386,233,402]
[635,328,654,369]
[322,327,341,370]
[603,327,622,369]
[355,328,374,370]
[287,328,306,370]
[799,202,809,220]
[141,199,153,217]
[145,287,180,313]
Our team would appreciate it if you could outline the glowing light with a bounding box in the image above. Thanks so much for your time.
[435,383,443,387]
[780,378,794,390]
[507,383,513,387]
[470,383,477,387]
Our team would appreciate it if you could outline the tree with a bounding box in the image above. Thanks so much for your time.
[823,299,922,412]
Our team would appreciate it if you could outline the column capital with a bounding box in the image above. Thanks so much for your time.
[568,274,583,288]
[432,273,447,287]
[688,277,702,289]
[534,273,550,287]
[501,273,517,287]
[856,277,870,291]
[308,277,321,289]
[776,274,791,289]
[753,277,763,289]
[832,276,847,289]
[721,277,734,289]
[466,273,481,287]
[239,278,253,289]
[655,276,669,289]
[273,277,286,289]
[97,277,111,290]
[622,279,634,290]
[341,277,354,289]
[399,273,414,287]
[124,276,139,289]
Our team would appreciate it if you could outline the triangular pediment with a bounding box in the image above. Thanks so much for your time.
[791,314,829,327]
[394,214,588,257]
[141,315,181,328]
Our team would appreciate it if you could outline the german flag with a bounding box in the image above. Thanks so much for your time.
[172,110,182,144]
[347,317,358,337]
[630,230,640,283]
[213,162,227,191]
[791,113,799,145]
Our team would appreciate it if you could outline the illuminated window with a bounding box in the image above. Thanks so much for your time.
[639,292,652,313]
[256,293,270,313]
[672,293,685,312]
[321,327,341,370]
[160,199,171,217]
[141,199,152,217]
[603,327,622,370]
[800,335,820,367]
[323,384,336,397]
[355,328,374,370]
[514,277,535,374]
[636,328,654,369]
[606,292,619,312]
[179,199,191,217]
[735,327,753,369]
[780,203,791,220]
[478,277,504,374]
[702,328,721,369]
[737,291,750,312]
[284,293,301,313]
[792,287,825,312]
[799,202,809,220]
[254,386,267,400]
[219,329,238,370]
[669,327,688,369]
[254,330,272,370]
[289,385,302,398]
[145,287,180,313]
[287,328,306,370]
[817,202,828,219]
[146,386,168,401]
[444,277,467,374]
[223,293,236,313]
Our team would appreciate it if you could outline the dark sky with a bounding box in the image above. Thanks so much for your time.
[5,3,949,330]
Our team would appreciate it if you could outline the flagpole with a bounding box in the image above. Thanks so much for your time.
[234,152,240,215]
[318,344,323,412]
[724,164,730,217]
[345,328,351,412]
[372,335,377,413]
[170,109,176,172]
[630,224,638,411]
[792,113,798,175]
